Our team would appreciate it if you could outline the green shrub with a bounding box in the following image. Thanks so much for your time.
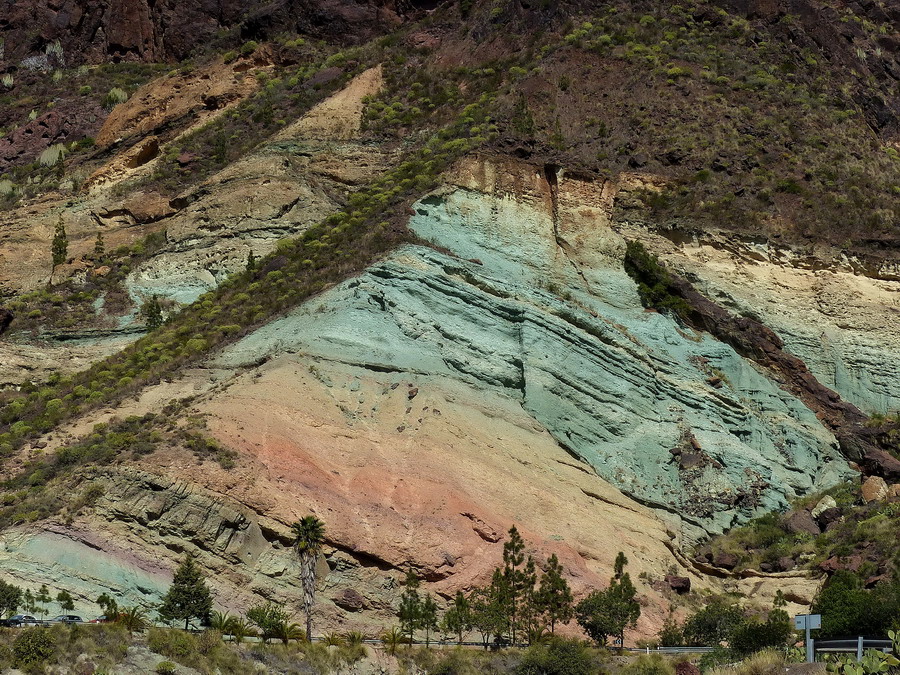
[155,661,177,675]
[516,639,595,675]
[621,653,675,675]
[13,628,55,665]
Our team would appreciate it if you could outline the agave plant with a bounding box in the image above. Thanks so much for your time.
[0,74,13,88]
[0,179,15,196]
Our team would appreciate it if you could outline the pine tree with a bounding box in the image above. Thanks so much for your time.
[141,295,163,330]
[291,515,326,641]
[35,585,51,620]
[575,552,640,648]
[469,581,506,649]
[420,594,438,647]
[537,553,574,633]
[96,592,118,619]
[501,525,535,645]
[614,552,628,578]
[398,569,422,645]
[158,555,213,630]
[22,589,36,615]
[51,220,68,268]
[93,231,105,260]
[442,591,472,644]
[56,590,74,612]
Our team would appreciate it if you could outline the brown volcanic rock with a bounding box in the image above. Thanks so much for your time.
[0,0,408,66]
[0,107,101,173]
[783,510,820,536]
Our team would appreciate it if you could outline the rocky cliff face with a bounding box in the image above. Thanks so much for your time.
[0,0,408,65]
[2,0,900,643]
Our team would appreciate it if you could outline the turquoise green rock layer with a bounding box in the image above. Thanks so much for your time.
[218,183,850,539]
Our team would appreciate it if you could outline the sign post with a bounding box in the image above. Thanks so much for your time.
[794,614,822,663]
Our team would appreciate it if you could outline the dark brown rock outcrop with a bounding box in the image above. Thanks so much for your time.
[0,0,422,65]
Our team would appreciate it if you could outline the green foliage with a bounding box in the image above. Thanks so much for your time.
[39,143,67,168]
[399,569,423,644]
[292,515,326,641]
[442,591,472,644]
[158,555,213,630]
[141,295,164,330]
[51,220,68,268]
[622,241,690,318]
[56,590,74,612]
[576,552,640,647]
[682,596,744,646]
[247,603,291,644]
[0,581,21,617]
[516,637,595,675]
[103,87,128,108]
[96,592,118,618]
[13,629,55,665]
[155,661,178,675]
[621,653,675,675]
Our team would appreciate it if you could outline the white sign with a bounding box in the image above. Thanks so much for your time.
[794,614,822,630]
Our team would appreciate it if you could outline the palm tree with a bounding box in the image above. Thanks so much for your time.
[291,515,326,641]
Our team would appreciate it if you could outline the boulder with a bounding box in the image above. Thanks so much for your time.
[776,556,795,572]
[713,551,739,570]
[783,510,820,536]
[861,475,889,503]
[816,507,842,527]
[888,484,900,499]
[332,588,366,612]
[676,662,701,675]
[665,575,691,594]
[810,495,837,519]
[820,556,842,573]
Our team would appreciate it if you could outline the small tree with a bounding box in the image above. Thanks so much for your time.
[0,580,22,617]
[421,594,439,647]
[398,569,422,645]
[576,552,640,648]
[93,231,105,260]
[35,585,51,621]
[536,553,574,633]
[56,590,75,612]
[247,603,291,644]
[291,515,326,641]
[51,220,68,268]
[96,592,118,619]
[502,525,536,645]
[469,581,506,649]
[442,591,472,644]
[22,589,36,615]
[158,555,213,630]
[141,295,163,330]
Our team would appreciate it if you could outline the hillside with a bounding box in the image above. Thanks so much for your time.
[0,0,898,648]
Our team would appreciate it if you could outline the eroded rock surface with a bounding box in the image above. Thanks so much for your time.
[215,157,850,540]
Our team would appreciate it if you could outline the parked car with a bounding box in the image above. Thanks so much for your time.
[5,615,45,627]
[50,615,83,624]
[89,615,114,624]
